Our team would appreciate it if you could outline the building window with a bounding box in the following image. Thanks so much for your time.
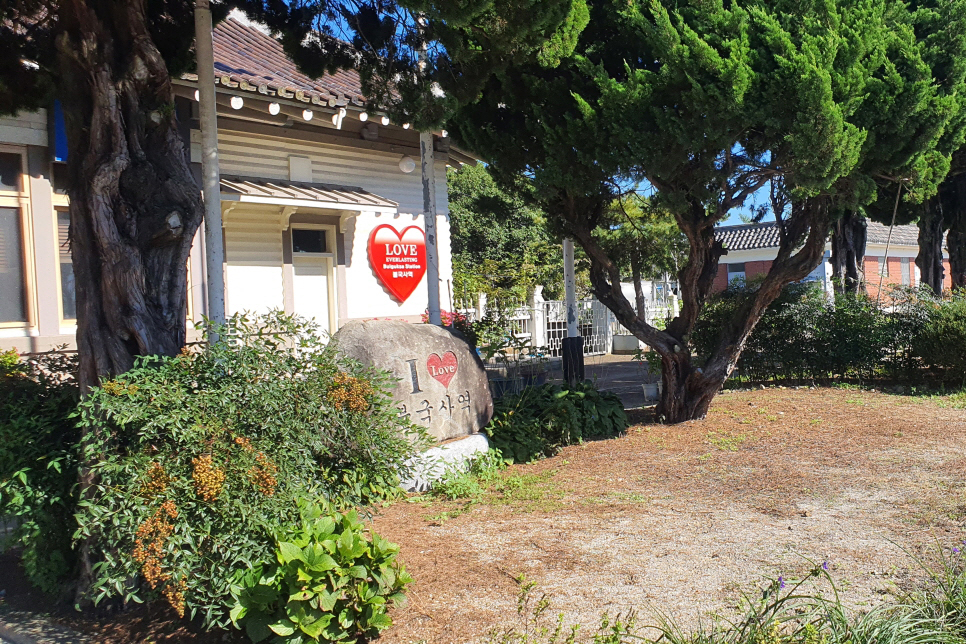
[901,257,911,286]
[0,207,26,323]
[727,262,746,284]
[292,228,327,254]
[57,211,76,320]
[0,153,22,193]
[872,256,888,277]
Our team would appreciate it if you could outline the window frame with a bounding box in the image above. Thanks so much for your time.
[0,145,35,329]
[54,207,77,324]
[290,224,334,258]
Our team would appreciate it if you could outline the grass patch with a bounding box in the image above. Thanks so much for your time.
[422,451,568,515]
[707,430,749,451]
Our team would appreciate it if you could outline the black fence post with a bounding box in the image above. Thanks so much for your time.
[562,337,584,387]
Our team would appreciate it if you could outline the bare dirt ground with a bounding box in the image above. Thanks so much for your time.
[371,387,966,644]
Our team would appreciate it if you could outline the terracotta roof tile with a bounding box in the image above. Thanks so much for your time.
[186,17,365,107]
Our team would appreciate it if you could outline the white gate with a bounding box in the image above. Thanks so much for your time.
[541,299,611,357]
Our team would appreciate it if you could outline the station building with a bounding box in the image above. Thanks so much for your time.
[0,16,471,353]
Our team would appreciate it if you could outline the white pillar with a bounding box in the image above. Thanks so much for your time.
[563,238,578,337]
[195,0,225,324]
[420,131,442,325]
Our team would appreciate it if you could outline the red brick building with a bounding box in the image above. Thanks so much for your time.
[712,221,951,298]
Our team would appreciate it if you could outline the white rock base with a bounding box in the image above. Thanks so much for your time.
[399,433,490,492]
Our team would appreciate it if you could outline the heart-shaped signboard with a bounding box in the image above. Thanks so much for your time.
[426,351,458,388]
[368,224,427,302]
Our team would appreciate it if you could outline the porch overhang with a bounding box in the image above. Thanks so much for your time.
[219,176,398,214]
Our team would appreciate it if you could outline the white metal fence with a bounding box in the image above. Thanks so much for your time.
[457,287,680,358]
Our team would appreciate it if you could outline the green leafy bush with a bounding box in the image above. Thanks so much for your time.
[0,348,79,594]
[691,281,966,384]
[913,291,966,382]
[230,502,411,643]
[485,382,627,463]
[75,313,423,629]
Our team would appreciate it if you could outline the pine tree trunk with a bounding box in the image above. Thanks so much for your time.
[830,211,867,294]
[916,199,945,293]
[951,224,966,290]
[55,0,203,601]
[655,351,719,423]
[57,0,203,391]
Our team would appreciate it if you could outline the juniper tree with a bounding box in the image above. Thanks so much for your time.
[0,0,586,389]
[454,0,966,422]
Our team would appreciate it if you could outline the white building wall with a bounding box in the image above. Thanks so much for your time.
[192,127,455,323]
[221,203,285,315]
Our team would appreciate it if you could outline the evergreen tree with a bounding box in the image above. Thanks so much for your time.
[453,0,966,422]
[448,164,563,305]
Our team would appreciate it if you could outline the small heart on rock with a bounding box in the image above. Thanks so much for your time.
[426,351,458,388]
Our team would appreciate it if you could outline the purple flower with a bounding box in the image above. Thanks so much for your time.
[778,575,785,590]
[822,561,830,571]
[954,548,961,555]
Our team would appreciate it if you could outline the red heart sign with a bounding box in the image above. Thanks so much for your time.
[368,224,427,303]
[426,351,458,388]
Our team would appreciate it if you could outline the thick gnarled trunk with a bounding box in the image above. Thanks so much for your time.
[55,0,203,601]
[830,211,866,294]
[57,0,203,391]
[916,200,945,294]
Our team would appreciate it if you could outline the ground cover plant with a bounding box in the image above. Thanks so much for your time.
[485,382,628,463]
[229,502,411,643]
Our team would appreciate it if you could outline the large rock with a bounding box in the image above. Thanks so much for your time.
[331,320,494,442]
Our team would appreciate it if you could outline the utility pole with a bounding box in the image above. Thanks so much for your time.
[195,0,226,324]
[417,18,442,326]
[420,130,442,325]
[562,238,584,386]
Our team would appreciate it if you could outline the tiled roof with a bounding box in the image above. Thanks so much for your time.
[866,221,920,246]
[715,220,922,250]
[184,17,365,108]
[714,223,782,251]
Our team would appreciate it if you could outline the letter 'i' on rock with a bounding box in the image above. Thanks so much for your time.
[406,359,422,394]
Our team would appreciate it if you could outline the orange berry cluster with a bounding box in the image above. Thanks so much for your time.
[248,452,278,497]
[192,454,225,502]
[102,380,139,396]
[163,577,188,618]
[234,435,254,452]
[327,372,374,412]
[133,500,178,590]
[140,462,169,498]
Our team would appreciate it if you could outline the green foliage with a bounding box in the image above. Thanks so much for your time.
[0,348,79,595]
[485,382,627,463]
[429,449,508,502]
[230,502,411,643]
[449,164,564,304]
[692,283,966,384]
[75,313,422,629]
[912,291,966,381]
[594,196,688,283]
